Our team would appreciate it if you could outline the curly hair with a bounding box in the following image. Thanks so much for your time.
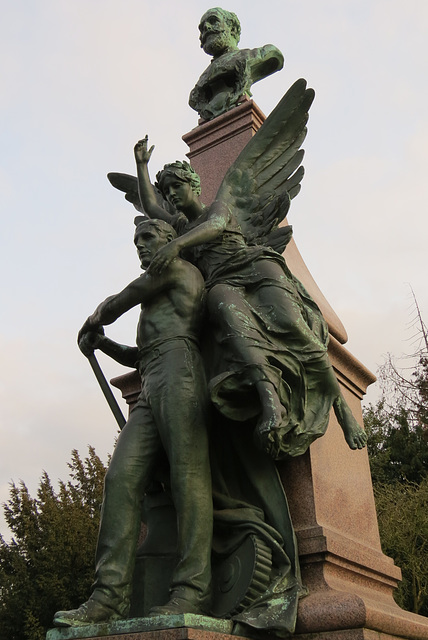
[155,161,202,197]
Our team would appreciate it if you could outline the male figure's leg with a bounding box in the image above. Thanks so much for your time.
[54,402,161,626]
[92,403,162,611]
[145,341,213,613]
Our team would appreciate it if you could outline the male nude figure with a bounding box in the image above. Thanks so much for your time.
[54,218,212,627]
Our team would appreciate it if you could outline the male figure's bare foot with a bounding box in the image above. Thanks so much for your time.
[333,394,367,450]
[254,381,288,458]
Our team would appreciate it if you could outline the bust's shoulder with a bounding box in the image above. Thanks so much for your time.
[246,44,284,66]
[196,46,283,82]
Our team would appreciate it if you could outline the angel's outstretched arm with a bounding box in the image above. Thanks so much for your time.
[149,201,230,274]
[134,136,174,223]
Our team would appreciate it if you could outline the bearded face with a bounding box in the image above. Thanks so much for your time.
[199,11,238,57]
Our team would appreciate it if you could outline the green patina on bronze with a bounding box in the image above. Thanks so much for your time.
[47,613,233,640]
[189,7,284,121]
[54,219,213,626]
[52,10,368,638]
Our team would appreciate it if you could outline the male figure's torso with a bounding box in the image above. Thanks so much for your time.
[136,258,205,350]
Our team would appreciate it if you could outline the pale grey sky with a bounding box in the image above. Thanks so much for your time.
[1,0,427,537]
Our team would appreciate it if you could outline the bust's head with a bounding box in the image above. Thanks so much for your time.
[198,7,241,57]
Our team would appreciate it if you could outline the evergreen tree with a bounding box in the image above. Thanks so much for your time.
[373,479,428,616]
[0,448,106,640]
[364,293,428,616]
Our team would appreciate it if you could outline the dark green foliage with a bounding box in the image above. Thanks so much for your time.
[0,448,106,640]
[364,342,428,616]
[365,402,428,486]
[373,479,428,616]
[365,354,428,486]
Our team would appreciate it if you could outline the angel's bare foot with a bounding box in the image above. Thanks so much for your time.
[254,381,288,457]
[333,395,367,450]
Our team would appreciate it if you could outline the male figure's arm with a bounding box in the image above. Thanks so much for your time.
[79,332,139,369]
[78,268,176,345]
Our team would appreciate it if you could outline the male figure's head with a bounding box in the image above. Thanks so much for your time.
[198,7,240,57]
[134,218,177,269]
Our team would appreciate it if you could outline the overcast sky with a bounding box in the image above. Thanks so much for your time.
[1,0,427,538]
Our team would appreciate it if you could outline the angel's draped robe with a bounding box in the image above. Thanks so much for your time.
[168,208,339,633]
[175,208,336,457]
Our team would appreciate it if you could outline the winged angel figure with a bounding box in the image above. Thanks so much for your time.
[107,79,367,635]
[110,79,367,460]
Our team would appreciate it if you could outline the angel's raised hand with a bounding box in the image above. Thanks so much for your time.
[134,135,155,165]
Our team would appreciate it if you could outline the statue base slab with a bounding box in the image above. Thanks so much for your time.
[46,610,428,640]
[46,614,233,640]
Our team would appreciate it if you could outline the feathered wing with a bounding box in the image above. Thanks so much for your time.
[215,79,315,253]
[107,172,175,216]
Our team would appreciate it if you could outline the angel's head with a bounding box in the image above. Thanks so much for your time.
[134,217,177,269]
[155,162,202,218]
[199,8,241,57]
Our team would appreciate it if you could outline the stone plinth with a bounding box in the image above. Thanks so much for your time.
[182,96,264,206]
[110,99,428,639]
[279,338,428,638]
[111,369,140,408]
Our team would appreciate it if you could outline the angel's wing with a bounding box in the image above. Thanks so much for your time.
[215,79,315,253]
[107,172,142,211]
[107,172,175,216]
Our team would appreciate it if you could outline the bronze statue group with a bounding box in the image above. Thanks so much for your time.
[53,8,366,636]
